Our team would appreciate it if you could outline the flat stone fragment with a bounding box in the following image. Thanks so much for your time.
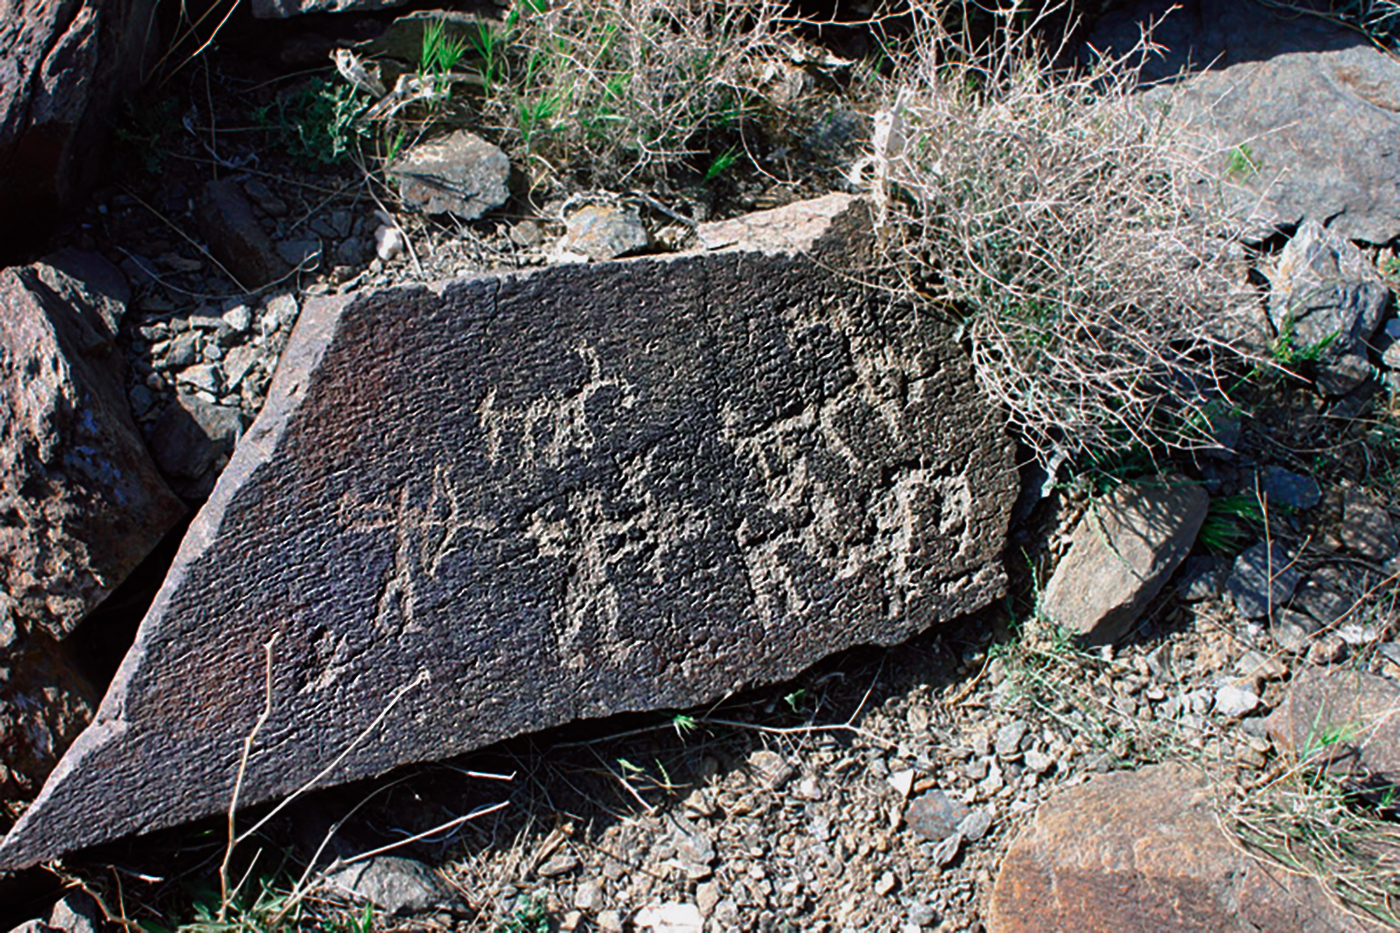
[0,250,185,641]
[1041,481,1208,644]
[988,762,1379,932]
[388,130,510,221]
[0,194,1016,869]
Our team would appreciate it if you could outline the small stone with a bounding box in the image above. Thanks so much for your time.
[1023,749,1055,774]
[1234,649,1286,683]
[510,220,542,247]
[128,384,156,418]
[888,768,916,798]
[958,809,993,842]
[323,855,447,915]
[574,880,604,912]
[930,831,963,867]
[163,332,200,368]
[222,345,259,391]
[178,364,223,395]
[278,237,322,269]
[1261,466,1321,510]
[200,179,289,288]
[1176,555,1228,601]
[1226,542,1302,619]
[374,223,405,261]
[1309,633,1348,665]
[538,854,579,877]
[907,791,971,842]
[389,130,511,221]
[794,775,822,800]
[222,303,253,335]
[1292,573,1355,628]
[995,720,1028,759]
[633,902,704,933]
[1272,609,1320,652]
[560,203,650,260]
[597,910,625,933]
[875,871,898,896]
[695,881,720,916]
[749,749,794,790]
[1213,684,1260,717]
[1341,488,1397,560]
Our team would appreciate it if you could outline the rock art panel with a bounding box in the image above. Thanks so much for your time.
[1088,0,1400,243]
[0,250,186,643]
[0,195,1017,869]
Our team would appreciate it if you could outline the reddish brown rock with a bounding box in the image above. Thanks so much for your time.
[1041,481,1208,644]
[1265,668,1400,791]
[0,250,185,642]
[989,762,1376,932]
[0,0,158,259]
[0,195,1017,869]
[0,635,97,806]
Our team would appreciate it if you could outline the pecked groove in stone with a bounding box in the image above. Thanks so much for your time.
[0,194,1017,870]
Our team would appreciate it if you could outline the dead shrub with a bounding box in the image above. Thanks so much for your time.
[860,1,1264,464]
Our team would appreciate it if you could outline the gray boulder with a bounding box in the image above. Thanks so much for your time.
[1041,481,1209,644]
[1088,0,1400,243]
[0,195,1016,869]
[0,250,185,642]
[0,0,158,258]
[1267,220,1388,397]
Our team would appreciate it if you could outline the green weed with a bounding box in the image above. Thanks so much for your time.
[704,146,740,182]
[1198,494,1263,555]
[1225,143,1259,180]
[257,78,371,166]
[499,892,550,933]
[419,17,469,105]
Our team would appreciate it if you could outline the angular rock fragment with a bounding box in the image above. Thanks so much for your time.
[200,180,291,290]
[0,250,185,641]
[1265,668,1400,792]
[989,762,1377,932]
[0,195,1016,869]
[1041,481,1208,644]
[388,130,510,221]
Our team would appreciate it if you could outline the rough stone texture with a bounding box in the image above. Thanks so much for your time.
[1226,541,1302,620]
[988,761,1375,932]
[199,180,291,290]
[252,0,407,18]
[1268,221,1388,397]
[561,204,651,261]
[1041,482,1208,644]
[388,130,510,222]
[1341,487,1397,561]
[1265,668,1400,791]
[0,634,97,800]
[322,856,450,915]
[0,250,185,641]
[1088,0,1400,243]
[148,395,247,499]
[0,194,1016,869]
[0,0,158,260]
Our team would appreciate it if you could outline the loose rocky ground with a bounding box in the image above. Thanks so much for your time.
[8,2,1400,932]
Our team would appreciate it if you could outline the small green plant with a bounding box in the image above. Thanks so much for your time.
[500,892,550,933]
[782,688,809,712]
[1271,318,1340,368]
[419,17,469,104]
[1198,494,1263,554]
[257,78,372,166]
[671,712,698,737]
[704,146,740,181]
[1225,143,1259,179]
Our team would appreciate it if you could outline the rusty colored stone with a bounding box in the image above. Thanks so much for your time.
[0,195,1016,869]
[1265,668,1400,792]
[988,762,1376,932]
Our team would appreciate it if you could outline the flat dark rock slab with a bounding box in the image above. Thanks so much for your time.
[0,195,1016,869]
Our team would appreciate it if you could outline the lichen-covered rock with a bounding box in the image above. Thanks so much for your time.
[0,250,185,642]
[0,195,1017,869]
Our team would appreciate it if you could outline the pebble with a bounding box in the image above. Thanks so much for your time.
[634,902,703,933]
[1213,684,1260,718]
[875,871,897,896]
[1023,749,1056,774]
[888,768,916,798]
[748,749,794,790]
[1261,466,1321,510]
[906,791,971,842]
[575,880,604,912]
[994,720,1028,759]
[1309,633,1348,665]
[538,854,579,878]
[1272,609,1320,653]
